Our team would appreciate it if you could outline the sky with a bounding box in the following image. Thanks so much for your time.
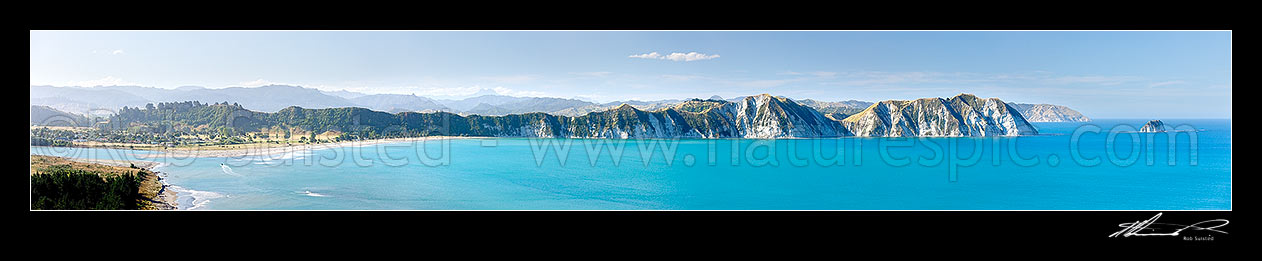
[30,31,1231,118]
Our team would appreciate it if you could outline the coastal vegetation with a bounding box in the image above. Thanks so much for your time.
[30,136,72,147]
[29,156,168,210]
[31,166,142,209]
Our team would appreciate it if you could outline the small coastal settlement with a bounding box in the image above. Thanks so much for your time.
[29,155,175,210]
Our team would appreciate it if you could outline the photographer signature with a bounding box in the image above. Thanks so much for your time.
[1109,212,1229,238]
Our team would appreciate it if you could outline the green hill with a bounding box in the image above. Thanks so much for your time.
[30,105,93,127]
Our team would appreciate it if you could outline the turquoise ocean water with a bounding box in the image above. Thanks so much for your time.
[29,119,1231,210]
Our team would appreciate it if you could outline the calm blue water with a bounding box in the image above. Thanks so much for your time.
[30,119,1231,210]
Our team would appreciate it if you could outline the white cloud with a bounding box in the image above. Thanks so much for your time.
[664,52,720,61]
[111,49,124,55]
[629,51,719,62]
[629,52,662,59]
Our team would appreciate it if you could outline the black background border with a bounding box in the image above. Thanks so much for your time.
[23,3,1233,248]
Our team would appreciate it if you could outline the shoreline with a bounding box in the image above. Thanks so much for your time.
[148,163,179,210]
[48,136,481,159]
[155,136,479,158]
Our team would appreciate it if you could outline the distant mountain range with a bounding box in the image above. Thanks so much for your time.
[31,85,358,114]
[30,85,608,117]
[450,96,598,116]
[795,99,874,121]
[348,94,449,113]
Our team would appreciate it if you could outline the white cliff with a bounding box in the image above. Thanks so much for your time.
[840,93,1039,137]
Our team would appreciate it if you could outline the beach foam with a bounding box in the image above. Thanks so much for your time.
[302,190,329,197]
[170,185,225,210]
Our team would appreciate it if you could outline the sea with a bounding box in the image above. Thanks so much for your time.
[28,119,1231,210]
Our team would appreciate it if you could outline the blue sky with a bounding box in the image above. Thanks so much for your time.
[29,31,1231,118]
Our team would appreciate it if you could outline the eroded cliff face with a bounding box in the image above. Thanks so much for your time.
[478,93,1041,138]
[840,94,1038,137]
[478,94,852,138]
[718,94,851,138]
[564,104,707,139]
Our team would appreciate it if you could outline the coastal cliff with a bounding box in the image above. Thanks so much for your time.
[841,94,1038,137]
[1006,103,1090,122]
[467,94,851,138]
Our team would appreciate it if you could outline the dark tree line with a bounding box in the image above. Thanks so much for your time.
[30,137,72,147]
[30,165,144,210]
